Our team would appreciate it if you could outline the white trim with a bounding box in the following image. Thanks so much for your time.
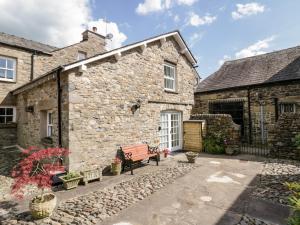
[63,32,196,72]
[0,106,16,123]
[164,63,176,91]
[47,111,53,137]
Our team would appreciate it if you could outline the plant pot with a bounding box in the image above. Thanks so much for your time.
[80,167,102,185]
[60,175,82,190]
[185,152,198,163]
[111,162,122,175]
[29,193,57,219]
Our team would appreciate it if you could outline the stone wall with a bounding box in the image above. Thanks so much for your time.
[66,36,196,171]
[193,82,300,143]
[270,112,300,159]
[34,31,106,77]
[190,114,240,143]
[0,124,17,147]
[15,75,69,148]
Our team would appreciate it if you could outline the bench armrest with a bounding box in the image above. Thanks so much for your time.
[124,152,132,160]
[148,146,159,154]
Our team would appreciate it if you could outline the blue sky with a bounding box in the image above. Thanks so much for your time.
[91,0,300,79]
[1,0,300,79]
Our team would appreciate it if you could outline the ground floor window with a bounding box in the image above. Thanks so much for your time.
[0,107,16,124]
[47,112,53,137]
[279,103,296,114]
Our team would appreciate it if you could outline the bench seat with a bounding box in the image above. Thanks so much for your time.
[120,144,159,175]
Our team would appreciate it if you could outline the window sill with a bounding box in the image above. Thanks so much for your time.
[0,123,17,129]
[164,90,179,94]
[0,78,16,83]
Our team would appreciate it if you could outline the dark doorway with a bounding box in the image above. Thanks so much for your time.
[209,101,244,136]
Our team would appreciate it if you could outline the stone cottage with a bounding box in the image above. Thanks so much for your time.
[0,29,198,170]
[193,46,300,145]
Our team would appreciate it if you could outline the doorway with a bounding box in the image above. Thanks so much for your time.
[159,111,182,151]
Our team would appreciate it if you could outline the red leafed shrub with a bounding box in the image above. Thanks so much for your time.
[11,146,69,199]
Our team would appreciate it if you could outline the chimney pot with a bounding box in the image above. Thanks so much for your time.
[92,27,97,32]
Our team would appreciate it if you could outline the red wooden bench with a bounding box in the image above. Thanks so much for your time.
[120,144,159,175]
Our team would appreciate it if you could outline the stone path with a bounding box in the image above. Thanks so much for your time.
[1,163,197,225]
[252,158,300,205]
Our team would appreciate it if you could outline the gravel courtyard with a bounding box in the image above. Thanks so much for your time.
[0,153,298,225]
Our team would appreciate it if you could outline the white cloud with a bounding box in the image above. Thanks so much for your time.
[174,14,180,22]
[218,55,231,66]
[189,12,217,26]
[0,0,127,49]
[232,2,265,20]
[136,0,172,15]
[177,0,198,6]
[235,36,275,59]
[189,32,203,47]
[136,0,198,15]
[88,19,127,50]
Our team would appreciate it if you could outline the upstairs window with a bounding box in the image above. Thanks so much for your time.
[279,103,296,114]
[0,56,16,82]
[0,107,16,124]
[77,51,87,60]
[164,63,176,91]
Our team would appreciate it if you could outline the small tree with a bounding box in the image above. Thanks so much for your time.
[11,146,69,200]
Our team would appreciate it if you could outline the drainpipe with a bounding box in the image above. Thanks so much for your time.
[247,88,252,144]
[56,67,63,147]
[30,51,36,81]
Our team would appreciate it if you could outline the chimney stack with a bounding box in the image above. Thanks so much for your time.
[92,27,97,33]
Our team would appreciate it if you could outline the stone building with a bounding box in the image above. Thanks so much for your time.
[0,29,198,171]
[193,46,300,145]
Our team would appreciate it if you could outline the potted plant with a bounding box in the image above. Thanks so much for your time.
[111,157,122,175]
[185,151,198,163]
[224,138,240,155]
[163,148,170,158]
[11,146,68,219]
[59,172,82,190]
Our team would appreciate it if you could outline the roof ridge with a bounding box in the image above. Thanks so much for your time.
[0,32,58,50]
[224,44,300,65]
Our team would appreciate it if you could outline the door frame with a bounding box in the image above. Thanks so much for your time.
[159,111,183,151]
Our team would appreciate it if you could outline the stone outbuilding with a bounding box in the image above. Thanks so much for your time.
[1,30,199,171]
[193,46,300,148]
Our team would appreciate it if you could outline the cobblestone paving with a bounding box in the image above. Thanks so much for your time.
[1,163,197,225]
[252,159,300,205]
[236,215,275,225]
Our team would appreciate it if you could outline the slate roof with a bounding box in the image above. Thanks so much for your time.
[196,45,300,93]
[0,32,57,53]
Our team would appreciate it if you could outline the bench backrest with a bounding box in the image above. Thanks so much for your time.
[121,144,149,157]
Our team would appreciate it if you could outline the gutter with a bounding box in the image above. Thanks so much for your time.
[56,68,63,147]
[0,42,52,56]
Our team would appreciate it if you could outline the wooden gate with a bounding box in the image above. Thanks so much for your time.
[183,121,203,152]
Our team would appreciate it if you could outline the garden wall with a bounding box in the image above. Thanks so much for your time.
[190,114,241,143]
[0,124,17,147]
[270,112,300,160]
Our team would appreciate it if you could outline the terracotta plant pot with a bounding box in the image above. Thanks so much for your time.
[111,162,122,175]
[29,193,57,219]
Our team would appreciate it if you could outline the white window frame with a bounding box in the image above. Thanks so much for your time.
[0,106,16,124]
[47,112,53,137]
[279,103,296,114]
[163,63,176,92]
[77,51,87,60]
[0,56,16,82]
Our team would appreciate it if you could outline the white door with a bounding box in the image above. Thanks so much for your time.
[159,112,182,151]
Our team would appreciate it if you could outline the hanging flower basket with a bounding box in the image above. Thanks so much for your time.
[29,193,57,219]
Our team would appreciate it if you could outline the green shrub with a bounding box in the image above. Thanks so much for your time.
[294,134,300,150]
[203,134,225,154]
[285,182,300,225]
[63,172,81,180]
